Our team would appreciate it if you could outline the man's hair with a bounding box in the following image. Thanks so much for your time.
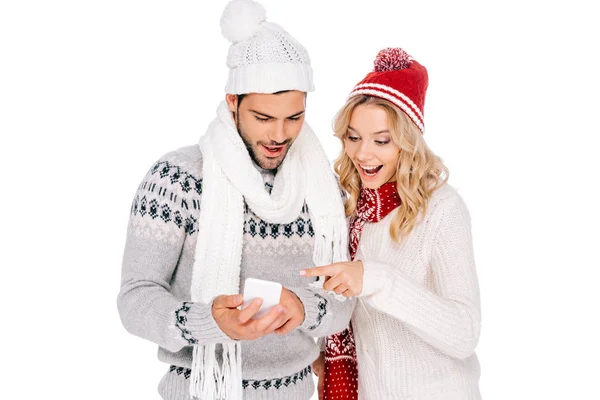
[236,90,291,109]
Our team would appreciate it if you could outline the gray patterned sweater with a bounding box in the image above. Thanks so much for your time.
[117,145,355,400]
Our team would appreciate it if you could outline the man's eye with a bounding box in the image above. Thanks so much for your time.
[255,116,270,122]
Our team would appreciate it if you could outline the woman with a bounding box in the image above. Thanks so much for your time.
[303,48,481,399]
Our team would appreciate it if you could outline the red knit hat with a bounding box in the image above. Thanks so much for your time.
[349,48,428,133]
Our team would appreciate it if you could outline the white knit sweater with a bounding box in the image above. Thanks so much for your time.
[352,184,481,399]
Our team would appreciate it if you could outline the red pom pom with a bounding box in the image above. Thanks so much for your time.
[374,48,412,72]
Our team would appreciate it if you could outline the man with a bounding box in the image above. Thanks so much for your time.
[117,0,354,399]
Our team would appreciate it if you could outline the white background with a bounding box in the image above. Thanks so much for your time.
[1,0,599,399]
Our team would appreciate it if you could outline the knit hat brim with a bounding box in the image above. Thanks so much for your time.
[225,62,314,94]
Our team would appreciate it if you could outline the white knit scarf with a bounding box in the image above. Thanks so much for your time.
[190,101,348,399]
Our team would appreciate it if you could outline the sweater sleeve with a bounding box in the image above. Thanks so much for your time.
[288,283,356,338]
[360,195,481,360]
[117,156,231,353]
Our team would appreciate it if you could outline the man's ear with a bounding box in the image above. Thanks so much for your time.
[225,94,238,112]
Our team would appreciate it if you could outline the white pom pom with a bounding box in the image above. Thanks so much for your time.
[220,0,267,44]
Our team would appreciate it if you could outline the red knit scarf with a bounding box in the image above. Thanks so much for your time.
[322,182,401,399]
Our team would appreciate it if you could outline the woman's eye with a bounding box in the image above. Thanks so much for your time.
[347,136,360,142]
[375,141,390,145]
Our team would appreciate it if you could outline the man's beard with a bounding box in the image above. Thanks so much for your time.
[236,117,291,171]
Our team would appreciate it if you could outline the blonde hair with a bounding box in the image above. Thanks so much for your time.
[333,95,449,241]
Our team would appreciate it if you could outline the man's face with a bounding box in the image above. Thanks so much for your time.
[226,91,306,171]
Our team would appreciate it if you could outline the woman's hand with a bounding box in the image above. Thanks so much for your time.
[301,261,364,297]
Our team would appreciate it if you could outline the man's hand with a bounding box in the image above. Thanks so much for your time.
[212,294,288,340]
[274,287,305,335]
[300,261,365,297]
[312,352,325,400]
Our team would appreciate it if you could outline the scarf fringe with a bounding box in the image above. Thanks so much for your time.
[310,215,349,302]
[313,215,348,265]
[190,343,243,400]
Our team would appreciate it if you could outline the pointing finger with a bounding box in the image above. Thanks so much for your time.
[300,265,338,278]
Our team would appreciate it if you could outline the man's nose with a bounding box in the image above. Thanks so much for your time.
[268,120,286,144]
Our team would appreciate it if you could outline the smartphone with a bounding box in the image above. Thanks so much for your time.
[242,278,283,319]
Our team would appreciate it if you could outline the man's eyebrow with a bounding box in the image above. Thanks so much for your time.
[248,110,305,119]
[288,110,305,118]
[249,109,274,119]
[348,126,389,135]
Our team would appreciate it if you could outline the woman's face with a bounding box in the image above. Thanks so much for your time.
[344,104,401,190]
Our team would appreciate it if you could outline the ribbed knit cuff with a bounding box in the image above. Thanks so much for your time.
[175,302,234,345]
[288,287,328,332]
[360,260,392,297]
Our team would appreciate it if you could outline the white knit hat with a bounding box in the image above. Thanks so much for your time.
[220,0,314,94]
